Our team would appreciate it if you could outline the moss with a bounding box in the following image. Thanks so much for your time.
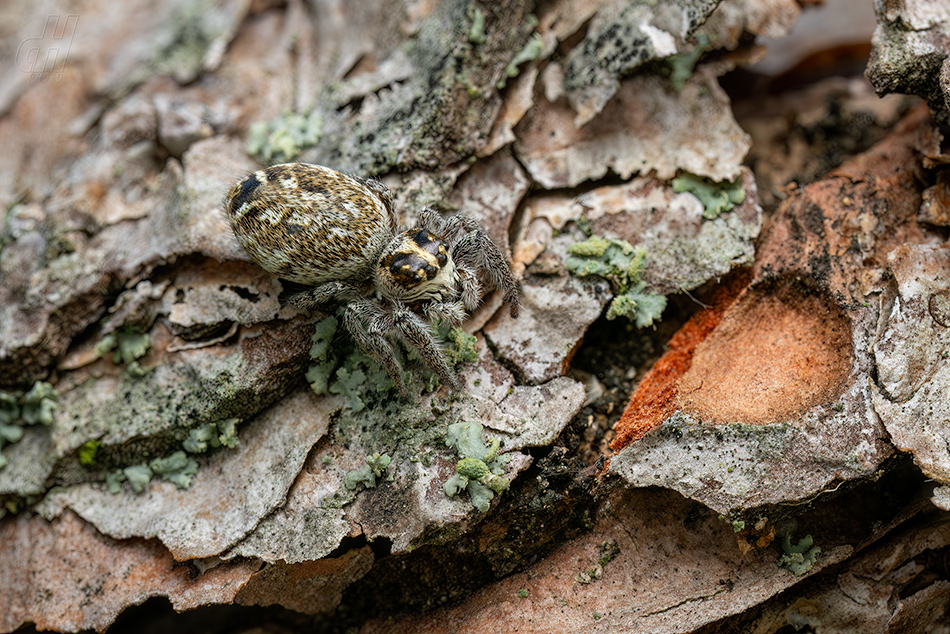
[672,172,746,220]
[566,235,667,327]
[247,109,325,164]
[78,440,101,466]
[344,452,392,491]
[443,422,510,512]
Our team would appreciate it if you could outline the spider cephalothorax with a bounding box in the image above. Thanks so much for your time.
[225,162,521,393]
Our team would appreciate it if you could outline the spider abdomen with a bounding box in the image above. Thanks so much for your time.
[225,163,397,285]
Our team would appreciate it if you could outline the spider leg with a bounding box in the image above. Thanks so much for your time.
[281,280,365,310]
[342,301,408,395]
[454,263,483,313]
[453,229,522,318]
[390,302,461,390]
[424,300,467,327]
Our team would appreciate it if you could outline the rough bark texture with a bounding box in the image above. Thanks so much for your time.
[2,0,950,633]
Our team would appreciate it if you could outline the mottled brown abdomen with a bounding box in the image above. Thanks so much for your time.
[225,163,397,285]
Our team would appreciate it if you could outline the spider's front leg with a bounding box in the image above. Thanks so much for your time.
[341,300,409,395]
[389,302,461,391]
[451,226,521,318]
[423,299,468,327]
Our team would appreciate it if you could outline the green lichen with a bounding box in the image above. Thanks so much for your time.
[305,316,339,395]
[443,422,510,512]
[150,451,200,489]
[247,109,325,164]
[443,325,478,367]
[566,235,667,327]
[102,416,240,493]
[153,0,236,83]
[672,172,746,220]
[468,6,487,44]
[122,464,153,493]
[518,589,529,598]
[344,452,392,490]
[0,381,58,470]
[666,35,710,91]
[96,329,151,366]
[108,450,200,493]
[21,381,59,425]
[498,30,543,89]
[778,532,821,575]
[598,540,620,566]
[182,418,241,453]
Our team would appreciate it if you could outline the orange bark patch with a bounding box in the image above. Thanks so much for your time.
[677,279,853,424]
[611,269,751,451]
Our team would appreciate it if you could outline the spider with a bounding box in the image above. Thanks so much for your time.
[225,162,521,394]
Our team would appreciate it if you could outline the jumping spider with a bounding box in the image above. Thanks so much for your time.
[225,163,521,394]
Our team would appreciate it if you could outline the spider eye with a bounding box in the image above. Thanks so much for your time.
[437,252,447,266]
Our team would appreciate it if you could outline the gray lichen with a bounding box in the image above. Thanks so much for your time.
[247,110,325,164]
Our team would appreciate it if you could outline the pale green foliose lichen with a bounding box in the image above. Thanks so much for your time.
[182,418,241,453]
[672,172,746,220]
[443,422,510,512]
[778,532,821,575]
[498,29,543,89]
[566,235,667,327]
[468,6,487,44]
[0,381,58,469]
[666,35,710,91]
[305,316,339,395]
[344,452,392,490]
[96,329,151,366]
[442,325,478,367]
[247,109,325,164]
[108,450,200,493]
